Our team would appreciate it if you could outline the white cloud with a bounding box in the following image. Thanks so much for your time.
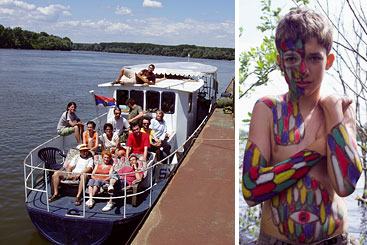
[0,0,70,23]
[0,8,14,14]
[115,5,132,15]
[0,0,233,47]
[57,19,133,33]
[142,0,162,8]
[62,11,71,16]
[0,0,35,10]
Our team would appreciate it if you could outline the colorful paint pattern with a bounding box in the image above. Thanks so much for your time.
[257,95,305,145]
[279,39,306,100]
[270,176,343,243]
[242,140,323,206]
[328,122,362,194]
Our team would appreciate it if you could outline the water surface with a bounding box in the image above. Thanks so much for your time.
[0,49,234,244]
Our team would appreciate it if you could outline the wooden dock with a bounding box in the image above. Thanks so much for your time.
[131,108,235,244]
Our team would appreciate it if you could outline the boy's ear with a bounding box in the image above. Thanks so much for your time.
[325,53,335,70]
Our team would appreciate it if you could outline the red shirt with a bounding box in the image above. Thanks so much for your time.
[127,132,150,154]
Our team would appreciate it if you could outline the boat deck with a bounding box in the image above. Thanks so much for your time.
[131,108,235,244]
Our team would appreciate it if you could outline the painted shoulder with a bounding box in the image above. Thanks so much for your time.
[255,95,285,108]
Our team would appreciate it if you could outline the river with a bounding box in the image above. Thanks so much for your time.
[0,49,234,244]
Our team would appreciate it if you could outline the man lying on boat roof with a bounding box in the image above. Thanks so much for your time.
[48,144,93,206]
[112,64,156,86]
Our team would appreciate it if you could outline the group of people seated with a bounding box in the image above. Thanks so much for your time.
[57,99,170,160]
[48,146,144,211]
[51,100,171,211]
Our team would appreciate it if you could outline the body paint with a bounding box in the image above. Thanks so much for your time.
[257,95,305,146]
[271,176,343,243]
[279,39,306,100]
[328,122,362,194]
[242,140,323,206]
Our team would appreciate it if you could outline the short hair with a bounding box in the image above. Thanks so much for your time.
[87,121,96,129]
[126,98,134,105]
[102,150,112,159]
[149,64,155,69]
[130,121,140,129]
[275,8,333,54]
[142,115,152,122]
[103,123,113,131]
[67,102,77,111]
[114,106,121,113]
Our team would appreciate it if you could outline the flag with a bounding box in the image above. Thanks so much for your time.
[95,94,115,107]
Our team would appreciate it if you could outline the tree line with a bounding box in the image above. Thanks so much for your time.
[72,42,234,60]
[0,24,234,60]
[0,24,73,50]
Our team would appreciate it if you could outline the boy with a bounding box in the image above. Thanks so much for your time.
[242,9,362,244]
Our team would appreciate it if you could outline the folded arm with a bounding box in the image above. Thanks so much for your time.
[242,101,324,206]
[242,141,322,206]
[320,95,362,196]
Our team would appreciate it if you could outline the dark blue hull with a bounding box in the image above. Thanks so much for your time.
[25,180,166,244]
[27,206,144,244]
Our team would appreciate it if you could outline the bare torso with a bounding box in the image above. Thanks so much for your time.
[260,95,348,243]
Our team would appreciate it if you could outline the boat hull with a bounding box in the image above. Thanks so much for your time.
[27,206,144,244]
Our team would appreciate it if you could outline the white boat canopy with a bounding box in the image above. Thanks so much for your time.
[126,62,217,78]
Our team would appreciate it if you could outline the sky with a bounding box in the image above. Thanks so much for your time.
[0,0,234,48]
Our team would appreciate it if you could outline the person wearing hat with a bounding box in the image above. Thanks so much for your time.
[49,144,94,206]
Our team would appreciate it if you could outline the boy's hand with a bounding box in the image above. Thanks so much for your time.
[319,95,354,131]
[319,95,352,121]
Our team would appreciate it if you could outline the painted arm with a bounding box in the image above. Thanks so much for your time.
[242,141,323,206]
[242,102,324,207]
[320,95,362,196]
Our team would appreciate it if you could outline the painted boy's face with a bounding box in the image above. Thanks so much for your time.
[279,39,306,99]
[278,38,333,100]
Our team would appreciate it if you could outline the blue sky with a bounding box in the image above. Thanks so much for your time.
[0,0,234,47]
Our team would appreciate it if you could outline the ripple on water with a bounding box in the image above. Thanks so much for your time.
[1,49,234,244]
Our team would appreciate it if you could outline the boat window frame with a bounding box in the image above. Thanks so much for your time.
[130,90,144,110]
[116,89,129,107]
[161,91,175,114]
[146,91,160,112]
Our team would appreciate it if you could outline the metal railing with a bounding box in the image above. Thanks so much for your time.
[24,105,214,219]
[24,146,156,217]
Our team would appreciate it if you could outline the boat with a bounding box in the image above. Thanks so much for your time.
[23,62,219,244]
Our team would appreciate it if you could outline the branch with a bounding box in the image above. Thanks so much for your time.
[346,0,367,36]
[239,67,277,99]
[333,41,367,63]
